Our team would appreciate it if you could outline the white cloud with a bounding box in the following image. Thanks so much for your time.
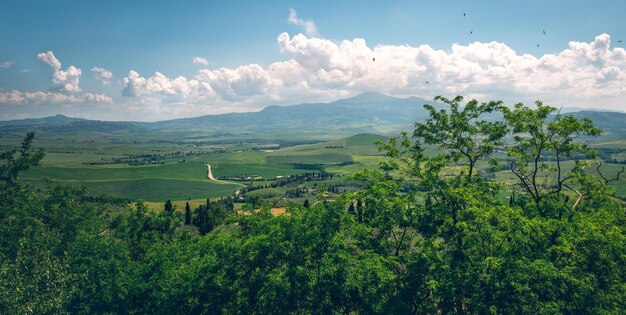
[288,9,318,37]
[37,51,61,70]
[115,33,626,119]
[37,51,82,93]
[51,66,82,93]
[192,57,209,65]
[275,32,626,108]
[0,90,112,106]
[91,67,113,85]
[0,60,15,69]
[111,33,626,116]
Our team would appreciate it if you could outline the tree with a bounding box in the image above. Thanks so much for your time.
[502,102,602,205]
[303,199,310,209]
[184,202,192,225]
[164,200,173,213]
[381,96,507,183]
[0,132,45,185]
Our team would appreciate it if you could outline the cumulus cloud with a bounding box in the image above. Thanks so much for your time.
[288,9,318,37]
[0,90,112,106]
[91,67,113,85]
[275,32,626,106]
[37,51,61,70]
[0,60,15,69]
[51,66,82,93]
[193,57,209,65]
[116,33,626,118]
[121,64,276,102]
[37,51,82,93]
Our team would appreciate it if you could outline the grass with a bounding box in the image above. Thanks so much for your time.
[22,162,209,181]
[265,153,352,165]
[9,130,625,203]
[21,178,242,202]
[144,198,216,212]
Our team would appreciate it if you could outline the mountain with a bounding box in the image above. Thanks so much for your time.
[0,114,144,133]
[569,110,626,136]
[0,114,86,127]
[0,93,437,135]
[148,92,437,132]
[0,93,624,137]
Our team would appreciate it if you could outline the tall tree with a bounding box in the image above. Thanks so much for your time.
[184,202,192,225]
[0,132,45,185]
[383,95,507,183]
[164,200,173,213]
[502,102,602,204]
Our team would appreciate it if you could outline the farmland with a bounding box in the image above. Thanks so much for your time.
[11,131,389,203]
[5,127,624,205]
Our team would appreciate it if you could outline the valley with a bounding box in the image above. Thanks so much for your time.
[2,94,625,208]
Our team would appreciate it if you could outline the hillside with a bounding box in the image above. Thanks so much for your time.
[0,93,624,137]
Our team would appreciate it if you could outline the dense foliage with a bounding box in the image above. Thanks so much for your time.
[1,99,625,314]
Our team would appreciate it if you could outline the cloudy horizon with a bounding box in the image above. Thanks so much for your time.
[1,1,626,121]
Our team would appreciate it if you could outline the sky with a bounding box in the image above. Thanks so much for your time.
[1,0,626,121]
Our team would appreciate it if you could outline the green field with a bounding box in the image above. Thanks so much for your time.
[12,132,389,202]
[8,130,626,202]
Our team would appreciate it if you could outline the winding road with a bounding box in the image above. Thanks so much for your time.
[206,164,216,180]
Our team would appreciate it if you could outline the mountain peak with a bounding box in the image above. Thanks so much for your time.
[345,92,396,102]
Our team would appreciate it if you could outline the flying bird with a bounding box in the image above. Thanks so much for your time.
[463,13,466,17]
[543,30,546,35]
[619,40,623,44]
[372,57,376,62]
[537,43,540,47]
[470,30,473,34]
[425,81,430,85]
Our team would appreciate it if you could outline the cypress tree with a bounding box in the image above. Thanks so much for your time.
[185,202,192,225]
[164,199,173,213]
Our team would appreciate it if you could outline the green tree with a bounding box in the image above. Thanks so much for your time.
[380,96,506,183]
[502,102,602,205]
[185,201,192,225]
[0,132,44,185]
[164,199,173,212]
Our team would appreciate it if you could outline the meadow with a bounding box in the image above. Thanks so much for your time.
[8,129,626,204]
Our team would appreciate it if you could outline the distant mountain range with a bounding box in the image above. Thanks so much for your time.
[1,92,624,137]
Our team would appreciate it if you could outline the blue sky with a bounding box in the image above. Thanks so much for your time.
[1,0,626,121]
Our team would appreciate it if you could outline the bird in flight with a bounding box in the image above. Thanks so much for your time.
[619,40,623,44]
[470,30,473,34]
[372,57,376,62]
[543,30,546,35]
[537,43,540,48]
[463,13,466,17]
[425,81,430,85]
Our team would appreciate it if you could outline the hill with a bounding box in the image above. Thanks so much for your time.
[0,93,624,137]
[147,92,436,133]
[569,110,626,136]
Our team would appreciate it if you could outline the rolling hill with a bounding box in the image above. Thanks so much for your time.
[1,93,624,137]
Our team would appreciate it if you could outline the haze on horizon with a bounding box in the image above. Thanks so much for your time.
[1,0,626,121]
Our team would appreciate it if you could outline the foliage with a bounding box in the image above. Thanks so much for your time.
[1,101,625,315]
[503,101,602,204]
[0,132,44,185]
